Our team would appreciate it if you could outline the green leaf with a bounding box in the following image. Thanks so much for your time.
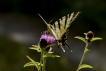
[44,53,60,58]
[29,45,41,52]
[91,37,102,42]
[24,55,43,70]
[74,36,86,43]
[79,64,93,70]
[24,62,35,67]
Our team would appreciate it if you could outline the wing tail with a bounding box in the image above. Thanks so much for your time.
[58,45,65,52]
[65,44,73,52]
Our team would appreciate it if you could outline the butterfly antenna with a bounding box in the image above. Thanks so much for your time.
[65,44,73,52]
[38,13,48,25]
[49,19,53,23]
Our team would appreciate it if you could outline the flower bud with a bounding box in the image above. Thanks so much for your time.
[84,31,94,43]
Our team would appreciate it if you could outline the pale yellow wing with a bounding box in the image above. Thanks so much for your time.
[53,12,80,39]
[59,16,66,37]
[65,12,74,30]
[64,12,80,33]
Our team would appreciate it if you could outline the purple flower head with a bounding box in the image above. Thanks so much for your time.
[39,31,55,48]
[40,31,55,44]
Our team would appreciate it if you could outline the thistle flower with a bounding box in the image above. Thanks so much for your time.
[39,31,55,49]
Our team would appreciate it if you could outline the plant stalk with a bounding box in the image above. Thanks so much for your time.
[41,50,47,71]
[76,44,89,71]
[39,50,43,71]
[42,56,47,71]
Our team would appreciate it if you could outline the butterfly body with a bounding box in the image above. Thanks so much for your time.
[38,12,80,52]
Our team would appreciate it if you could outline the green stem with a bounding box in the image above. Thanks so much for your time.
[42,51,44,71]
[39,49,47,71]
[39,50,43,71]
[42,56,47,71]
[76,44,89,71]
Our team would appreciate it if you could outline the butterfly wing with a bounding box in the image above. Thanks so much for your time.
[53,12,80,52]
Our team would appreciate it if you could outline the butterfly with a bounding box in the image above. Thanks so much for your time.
[38,12,80,52]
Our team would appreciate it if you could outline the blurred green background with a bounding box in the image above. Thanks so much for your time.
[0,0,106,71]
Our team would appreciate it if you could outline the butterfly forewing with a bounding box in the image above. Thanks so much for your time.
[70,12,80,24]
[65,12,74,30]
[49,25,58,39]
[59,16,66,37]
[54,21,61,39]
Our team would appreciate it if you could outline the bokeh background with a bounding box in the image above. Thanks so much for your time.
[0,0,106,71]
